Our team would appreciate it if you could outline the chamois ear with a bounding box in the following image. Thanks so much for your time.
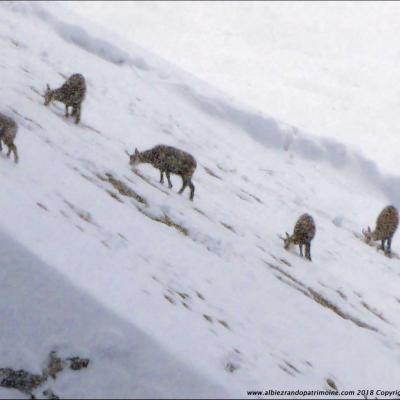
[46,84,50,91]
[135,148,139,155]
[285,232,290,239]
[368,226,371,233]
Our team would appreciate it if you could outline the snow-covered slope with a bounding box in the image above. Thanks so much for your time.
[0,229,226,399]
[1,2,400,398]
[64,1,400,175]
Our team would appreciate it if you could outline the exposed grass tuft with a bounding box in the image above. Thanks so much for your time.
[136,207,189,236]
[104,173,147,205]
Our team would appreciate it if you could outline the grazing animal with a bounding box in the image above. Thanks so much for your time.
[127,145,197,200]
[0,113,18,163]
[363,205,399,256]
[281,213,316,261]
[44,73,86,124]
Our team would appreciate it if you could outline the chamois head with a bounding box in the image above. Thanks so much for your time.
[280,232,292,250]
[362,226,373,243]
[126,148,141,166]
[44,84,53,106]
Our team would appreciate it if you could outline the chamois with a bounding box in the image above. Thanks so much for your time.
[281,213,316,261]
[44,73,86,124]
[363,205,399,256]
[127,145,197,200]
[0,113,18,163]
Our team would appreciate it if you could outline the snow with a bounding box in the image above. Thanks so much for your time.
[0,229,226,399]
[64,1,400,175]
[1,1,400,398]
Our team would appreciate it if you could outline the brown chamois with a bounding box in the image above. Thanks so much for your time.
[0,112,18,163]
[363,205,399,256]
[127,145,197,200]
[44,73,86,124]
[281,213,316,261]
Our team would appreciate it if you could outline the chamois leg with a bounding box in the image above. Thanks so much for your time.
[386,237,392,256]
[305,243,312,261]
[159,170,165,184]
[0,139,2,152]
[75,105,81,124]
[72,105,81,124]
[166,172,173,188]
[12,144,18,164]
[178,176,188,195]
[65,105,69,117]
[299,244,303,257]
[380,239,385,251]
[188,179,195,201]
[5,141,18,163]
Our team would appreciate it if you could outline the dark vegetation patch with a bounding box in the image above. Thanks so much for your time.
[136,207,189,236]
[0,351,89,399]
[217,163,236,174]
[337,290,347,300]
[101,240,110,249]
[236,193,250,202]
[10,39,22,48]
[64,200,96,226]
[203,166,222,180]
[308,288,377,331]
[284,361,301,374]
[279,258,292,267]
[118,233,128,241]
[59,210,69,219]
[326,378,338,391]
[105,189,124,203]
[264,261,378,332]
[193,207,209,219]
[271,254,292,267]
[225,362,240,373]
[196,291,205,301]
[220,222,236,234]
[361,301,390,324]
[164,294,175,305]
[240,189,264,204]
[36,202,48,211]
[218,319,231,330]
[102,173,147,205]
[8,106,43,130]
[23,116,43,130]
[84,125,102,135]
[203,314,213,323]
[279,364,295,376]
[257,245,267,253]
[176,291,190,300]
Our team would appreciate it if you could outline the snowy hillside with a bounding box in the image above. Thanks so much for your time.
[2,2,400,398]
[65,1,400,175]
